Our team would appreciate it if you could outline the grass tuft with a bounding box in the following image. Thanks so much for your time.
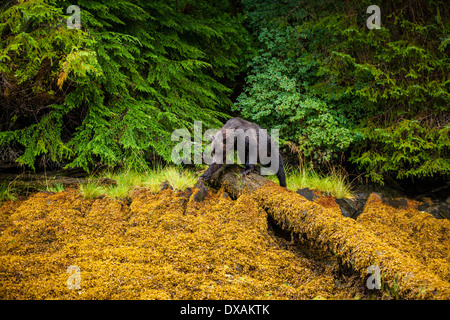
[79,180,105,199]
[46,183,65,193]
[268,166,353,199]
[0,181,17,203]
[79,166,197,199]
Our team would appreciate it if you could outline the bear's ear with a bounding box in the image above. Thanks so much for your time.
[209,133,215,142]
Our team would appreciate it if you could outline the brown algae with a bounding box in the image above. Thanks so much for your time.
[251,183,450,299]
[0,187,359,299]
[0,182,448,300]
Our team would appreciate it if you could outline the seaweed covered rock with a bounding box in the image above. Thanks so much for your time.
[0,186,365,299]
[1,166,449,300]
[357,194,450,283]
[249,183,450,299]
[210,166,450,299]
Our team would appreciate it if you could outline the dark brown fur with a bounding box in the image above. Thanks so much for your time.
[199,117,287,187]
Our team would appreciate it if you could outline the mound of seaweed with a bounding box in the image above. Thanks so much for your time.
[357,194,450,283]
[0,180,448,300]
[0,187,365,299]
[251,184,450,300]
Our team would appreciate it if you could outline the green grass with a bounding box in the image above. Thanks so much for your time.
[268,166,353,199]
[46,183,65,193]
[81,165,353,200]
[79,180,106,199]
[0,181,17,203]
[2,165,352,202]
[80,166,197,199]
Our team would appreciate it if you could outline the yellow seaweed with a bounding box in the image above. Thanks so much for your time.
[0,182,448,300]
[251,183,450,299]
[0,187,362,299]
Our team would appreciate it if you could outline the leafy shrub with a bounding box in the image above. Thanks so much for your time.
[235,19,359,165]
[237,0,449,183]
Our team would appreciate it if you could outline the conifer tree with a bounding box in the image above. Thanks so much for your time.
[0,0,250,171]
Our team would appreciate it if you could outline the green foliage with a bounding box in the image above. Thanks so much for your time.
[0,111,72,170]
[235,6,360,164]
[351,120,450,184]
[237,0,449,182]
[0,181,17,203]
[1,0,448,184]
[0,0,251,171]
[321,0,450,182]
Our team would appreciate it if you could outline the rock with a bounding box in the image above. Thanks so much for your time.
[424,205,442,219]
[160,181,173,191]
[296,188,319,202]
[193,185,209,202]
[416,198,450,220]
[177,187,193,214]
[335,193,369,219]
[181,187,193,200]
[381,196,409,210]
[417,202,430,212]
[184,187,192,194]
[438,202,450,220]
[335,198,354,218]
[194,178,206,189]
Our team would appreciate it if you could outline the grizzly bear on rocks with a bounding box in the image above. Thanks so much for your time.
[199,117,287,188]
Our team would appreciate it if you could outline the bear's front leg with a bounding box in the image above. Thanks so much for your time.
[199,162,222,181]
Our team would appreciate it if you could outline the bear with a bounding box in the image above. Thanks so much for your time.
[199,117,287,188]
